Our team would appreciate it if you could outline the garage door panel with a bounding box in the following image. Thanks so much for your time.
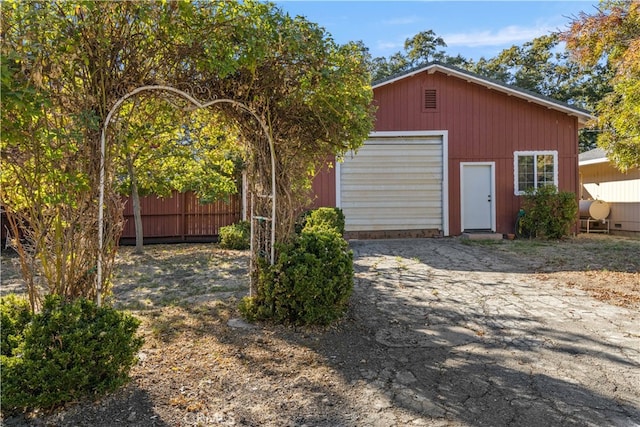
[347,216,442,231]
[342,171,442,181]
[340,183,442,191]
[340,138,443,232]
[341,192,442,203]
[342,200,442,209]
[344,208,442,219]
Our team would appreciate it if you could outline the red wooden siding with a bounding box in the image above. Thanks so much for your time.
[375,71,579,235]
[376,71,579,235]
[120,191,241,243]
[312,69,582,236]
[309,159,336,208]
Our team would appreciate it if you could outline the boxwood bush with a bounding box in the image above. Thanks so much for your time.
[218,220,250,250]
[1,295,143,413]
[240,228,353,325]
[1,294,32,357]
[301,207,346,235]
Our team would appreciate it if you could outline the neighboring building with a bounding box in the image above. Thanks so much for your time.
[311,62,593,237]
[579,148,640,235]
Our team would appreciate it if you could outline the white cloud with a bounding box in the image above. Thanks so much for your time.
[443,24,556,47]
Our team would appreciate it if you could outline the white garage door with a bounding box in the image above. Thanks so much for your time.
[338,135,444,232]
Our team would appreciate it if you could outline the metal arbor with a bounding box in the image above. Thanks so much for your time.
[97,85,276,306]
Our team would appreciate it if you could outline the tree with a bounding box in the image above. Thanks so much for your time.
[470,33,612,153]
[562,0,640,170]
[1,1,187,308]
[114,98,243,253]
[1,1,374,308]
[370,30,450,81]
[404,30,448,65]
[471,34,610,107]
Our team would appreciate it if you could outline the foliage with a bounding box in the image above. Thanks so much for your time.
[562,0,640,170]
[471,34,600,105]
[116,101,244,253]
[470,32,613,153]
[1,294,33,356]
[218,220,250,250]
[302,207,346,236]
[1,1,154,306]
[240,229,354,325]
[1,295,143,413]
[228,13,375,245]
[1,1,374,301]
[115,104,243,202]
[370,30,451,81]
[0,75,122,305]
[518,185,578,239]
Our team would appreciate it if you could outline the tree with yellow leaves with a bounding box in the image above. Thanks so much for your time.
[562,0,640,171]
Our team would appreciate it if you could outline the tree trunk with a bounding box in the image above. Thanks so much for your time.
[126,154,144,254]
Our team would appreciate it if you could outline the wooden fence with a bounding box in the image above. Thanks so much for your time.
[120,191,242,244]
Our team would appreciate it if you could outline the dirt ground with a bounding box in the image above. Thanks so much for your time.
[1,234,639,426]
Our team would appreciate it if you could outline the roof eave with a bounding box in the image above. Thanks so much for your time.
[579,158,609,166]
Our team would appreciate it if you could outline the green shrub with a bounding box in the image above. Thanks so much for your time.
[302,207,346,235]
[240,228,353,325]
[1,294,33,356]
[519,185,578,239]
[1,295,143,413]
[219,220,250,250]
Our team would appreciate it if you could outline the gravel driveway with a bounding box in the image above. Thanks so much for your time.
[2,237,639,426]
[344,238,640,426]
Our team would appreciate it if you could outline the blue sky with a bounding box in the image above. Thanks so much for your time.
[274,1,598,61]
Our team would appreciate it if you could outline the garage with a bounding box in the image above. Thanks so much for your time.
[310,63,591,237]
[337,132,448,237]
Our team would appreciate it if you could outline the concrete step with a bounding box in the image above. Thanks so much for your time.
[461,232,504,240]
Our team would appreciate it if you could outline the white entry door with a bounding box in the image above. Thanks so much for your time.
[461,163,495,231]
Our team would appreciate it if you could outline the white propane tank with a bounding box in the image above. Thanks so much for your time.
[579,200,610,220]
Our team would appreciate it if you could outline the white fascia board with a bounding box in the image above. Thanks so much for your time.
[372,66,431,89]
[441,130,449,237]
[370,130,446,138]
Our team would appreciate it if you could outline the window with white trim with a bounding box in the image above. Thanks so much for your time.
[514,151,558,195]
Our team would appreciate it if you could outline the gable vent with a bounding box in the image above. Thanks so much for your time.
[424,89,437,110]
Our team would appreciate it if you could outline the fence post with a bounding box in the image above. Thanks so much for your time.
[181,191,187,242]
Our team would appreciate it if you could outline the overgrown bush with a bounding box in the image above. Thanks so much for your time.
[519,185,578,239]
[218,220,250,250]
[1,294,33,356]
[240,228,353,325]
[300,207,346,235]
[1,295,143,413]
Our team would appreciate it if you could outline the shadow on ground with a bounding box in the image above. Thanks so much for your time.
[294,239,640,425]
[306,272,640,425]
[2,238,638,426]
[2,386,169,427]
